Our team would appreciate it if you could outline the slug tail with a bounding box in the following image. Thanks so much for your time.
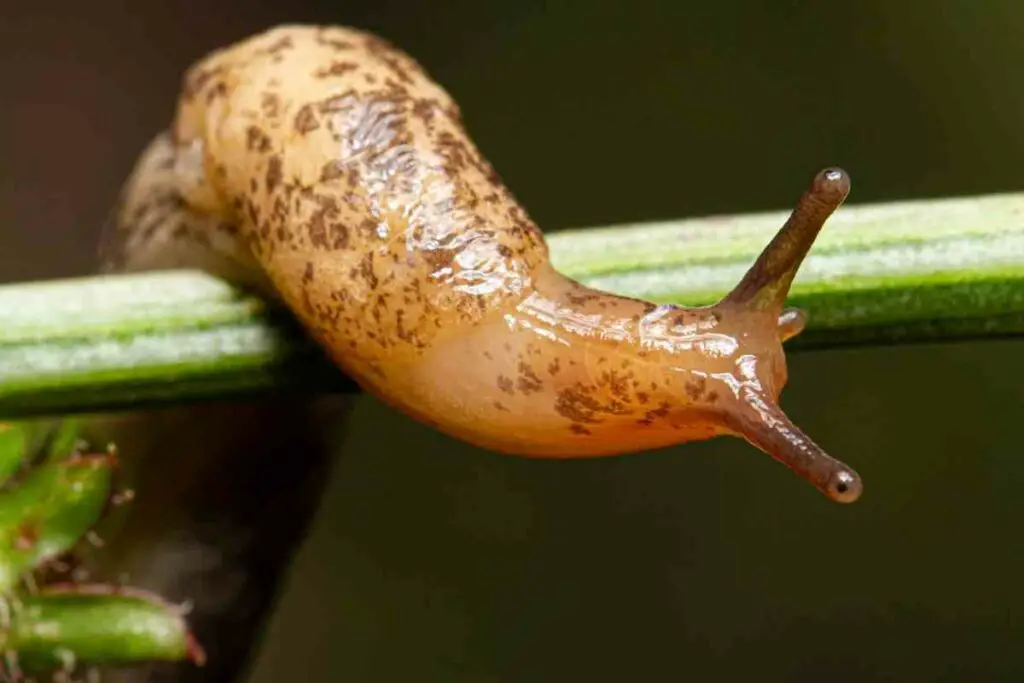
[730,386,862,503]
[727,168,850,313]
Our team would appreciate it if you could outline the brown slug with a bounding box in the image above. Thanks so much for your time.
[104,24,862,503]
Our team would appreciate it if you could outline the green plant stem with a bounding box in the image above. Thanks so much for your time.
[7,586,203,671]
[2,191,1023,418]
[0,454,114,593]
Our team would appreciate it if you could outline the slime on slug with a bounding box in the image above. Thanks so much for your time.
[102,25,862,503]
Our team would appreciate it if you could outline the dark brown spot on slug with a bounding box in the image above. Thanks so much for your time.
[315,29,355,51]
[182,64,225,100]
[315,61,358,78]
[261,92,282,118]
[265,156,283,194]
[517,360,543,394]
[554,387,604,425]
[205,82,228,104]
[260,35,294,55]
[246,126,272,153]
[412,98,437,124]
[685,376,707,401]
[358,252,378,289]
[320,162,344,182]
[294,105,320,134]
[600,371,632,402]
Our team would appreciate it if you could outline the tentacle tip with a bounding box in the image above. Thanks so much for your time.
[812,167,851,204]
[724,167,850,310]
[826,468,863,504]
[777,307,808,342]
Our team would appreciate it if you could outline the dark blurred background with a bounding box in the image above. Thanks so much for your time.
[3,1,1024,681]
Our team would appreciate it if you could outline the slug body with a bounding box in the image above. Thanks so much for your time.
[107,25,862,503]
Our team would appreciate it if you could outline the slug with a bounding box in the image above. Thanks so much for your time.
[104,24,862,503]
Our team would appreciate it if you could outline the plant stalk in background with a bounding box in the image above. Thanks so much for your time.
[0,190,1022,418]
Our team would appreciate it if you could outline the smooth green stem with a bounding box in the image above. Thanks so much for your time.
[1,191,1023,418]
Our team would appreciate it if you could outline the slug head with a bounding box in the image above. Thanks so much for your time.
[700,168,861,503]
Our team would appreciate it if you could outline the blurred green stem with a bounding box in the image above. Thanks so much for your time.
[6,586,203,672]
[0,453,114,593]
[1,190,1023,418]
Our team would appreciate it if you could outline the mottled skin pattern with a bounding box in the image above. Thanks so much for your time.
[105,25,863,503]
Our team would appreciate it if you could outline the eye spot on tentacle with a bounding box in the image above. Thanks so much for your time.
[813,167,851,200]
[828,469,863,504]
[726,168,850,311]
